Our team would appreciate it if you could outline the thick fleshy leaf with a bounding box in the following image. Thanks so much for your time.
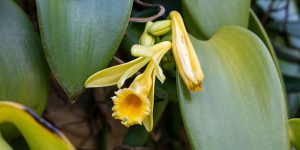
[248,10,287,95]
[248,10,277,63]
[36,0,133,100]
[0,101,75,150]
[182,0,251,38]
[289,118,300,149]
[0,133,12,150]
[0,0,48,139]
[177,26,289,149]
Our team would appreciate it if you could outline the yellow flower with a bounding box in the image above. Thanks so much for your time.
[85,41,171,131]
[111,63,154,127]
[85,41,171,88]
[169,11,204,92]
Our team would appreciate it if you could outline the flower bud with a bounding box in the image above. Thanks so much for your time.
[148,20,171,36]
[139,22,155,46]
[170,11,204,92]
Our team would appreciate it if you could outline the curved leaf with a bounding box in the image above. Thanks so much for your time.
[36,0,133,100]
[178,26,289,150]
[289,118,300,149]
[0,101,75,150]
[182,0,251,38]
[248,10,277,64]
[0,0,48,139]
[248,10,287,97]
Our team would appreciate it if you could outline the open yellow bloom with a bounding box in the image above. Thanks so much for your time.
[111,63,154,127]
[170,11,204,92]
[111,42,171,129]
[85,41,171,131]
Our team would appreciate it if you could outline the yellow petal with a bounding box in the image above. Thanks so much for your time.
[85,57,149,88]
[112,61,157,128]
[117,57,151,88]
[131,41,171,58]
[142,42,171,132]
[151,42,171,83]
[112,88,151,127]
[131,45,154,57]
[170,11,204,92]
[142,72,156,132]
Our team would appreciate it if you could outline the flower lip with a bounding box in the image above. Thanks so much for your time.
[112,88,151,127]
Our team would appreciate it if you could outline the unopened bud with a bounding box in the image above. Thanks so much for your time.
[148,20,171,36]
[169,11,204,92]
[139,22,155,46]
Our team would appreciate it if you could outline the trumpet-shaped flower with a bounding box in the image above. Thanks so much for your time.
[111,63,154,127]
[169,11,204,92]
[85,41,171,131]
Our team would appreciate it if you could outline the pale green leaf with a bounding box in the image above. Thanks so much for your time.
[289,118,300,149]
[178,26,289,150]
[182,0,251,38]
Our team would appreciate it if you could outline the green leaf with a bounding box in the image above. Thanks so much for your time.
[289,118,300,149]
[36,0,133,100]
[0,133,12,150]
[248,10,287,97]
[0,0,48,139]
[177,26,289,150]
[248,10,276,63]
[182,0,251,38]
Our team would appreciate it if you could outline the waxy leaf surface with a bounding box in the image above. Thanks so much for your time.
[36,0,133,100]
[0,0,48,139]
[178,26,289,150]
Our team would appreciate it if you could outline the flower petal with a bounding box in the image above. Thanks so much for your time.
[85,57,148,88]
[142,72,156,132]
[112,88,151,127]
[117,57,151,88]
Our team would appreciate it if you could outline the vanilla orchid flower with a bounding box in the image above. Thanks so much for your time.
[85,41,171,131]
[170,11,204,92]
